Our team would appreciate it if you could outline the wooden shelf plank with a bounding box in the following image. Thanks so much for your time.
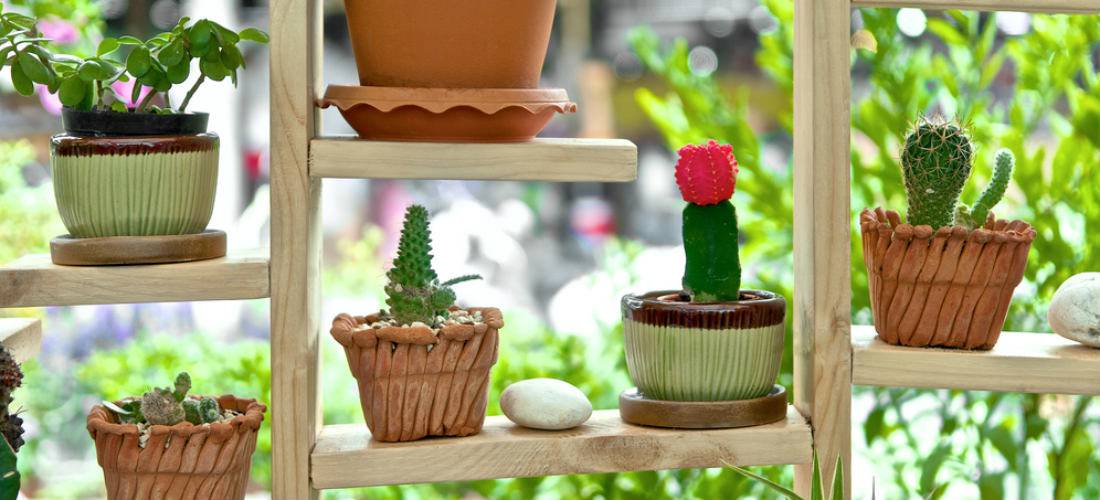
[311,406,811,489]
[0,318,42,363]
[852,325,1100,395]
[851,0,1100,14]
[0,250,271,308]
[309,137,638,182]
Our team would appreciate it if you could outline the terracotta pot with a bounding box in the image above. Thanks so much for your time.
[86,395,266,500]
[621,290,785,401]
[344,0,557,88]
[52,108,218,238]
[330,308,503,442]
[860,208,1035,350]
[320,86,576,142]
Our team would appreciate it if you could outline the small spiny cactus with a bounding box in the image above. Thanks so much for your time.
[0,347,24,453]
[675,140,742,302]
[900,117,974,229]
[112,372,223,426]
[384,205,481,326]
[956,148,1015,229]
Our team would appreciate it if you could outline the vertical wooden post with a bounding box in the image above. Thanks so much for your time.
[793,0,852,497]
[270,0,323,497]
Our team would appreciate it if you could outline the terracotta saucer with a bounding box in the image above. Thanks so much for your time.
[319,86,576,142]
[50,230,227,266]
[618,384,788,429]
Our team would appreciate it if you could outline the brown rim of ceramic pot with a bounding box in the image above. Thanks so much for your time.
[330,308,503,442]
[344,0,557,88]
[622,290,786,329]
[86,395,266,500]
[860,207,1035,350]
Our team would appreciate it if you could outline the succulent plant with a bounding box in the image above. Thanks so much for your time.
[900,117,1015,230]
[0,347,24,453]
[675,140,742,302]
[106,372,223,426]
[384,205,481,326]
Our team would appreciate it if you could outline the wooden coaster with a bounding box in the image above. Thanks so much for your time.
[618,385,787,429]
[50,230,227,266]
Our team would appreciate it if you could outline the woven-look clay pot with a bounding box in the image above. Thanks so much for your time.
[621,290,785,401]
[860,208,1035,350]
[344,0,557,88]
[86,395,266,500]
[330,308,503,442]
[320,86,576,142]
[51,108,218,238]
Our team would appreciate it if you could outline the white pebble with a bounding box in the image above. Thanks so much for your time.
[1048,273,1100,348]
[500,378,592,430]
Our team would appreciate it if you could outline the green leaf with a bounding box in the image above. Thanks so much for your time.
[9,62,34,96]
[238,27,269,44]
[920,444,951,495]
[811,453,824,500]
[131,80,143,105]
[212,22,239,45]
[864,406,885,445]
[98,37,121,57]
[220,44,243,70]
[725,463,802,499]
[0,439,19,500]
[167,60,190,84]
[199,57,227,81]
[126,46,152,77]
[77,60,115,82]
[157,40,185,67]
[16,50,51,84]
[829,456,844,500]
[58,75,87,107]
[117,35,144,45]
[986,425,1019,470]
[188,20,213,47]
[111,100,128,113]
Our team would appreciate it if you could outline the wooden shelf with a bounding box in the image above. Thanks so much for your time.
[852,325,1100,395]
[311,406,812,489]
[0,250,271,308]
[309,137,638,182]
[850,0,1100,14]
[0,318,41,363]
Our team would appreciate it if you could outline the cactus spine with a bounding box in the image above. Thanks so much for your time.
[900,118,974,229]
[384,205,480,326]
[0,347,24,453]
[675,141,742,302]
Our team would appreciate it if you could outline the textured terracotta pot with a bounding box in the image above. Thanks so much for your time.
[320,86,576,142]
[330,308,503,442]
[344,0,557,88]
[860,208,1035,350]
[51,109,218,238]
[621,290,785,401]
[86,395,266,500]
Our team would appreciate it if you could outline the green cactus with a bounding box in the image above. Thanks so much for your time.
[682,201,742,302]
[0,347,24,453]
[141,388,185,425]
[900,117,975,228]
[384,205,480,326]
[119,372,224,426]
[957,148,1015,229]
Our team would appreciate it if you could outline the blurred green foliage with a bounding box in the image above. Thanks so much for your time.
[0,141,62,268]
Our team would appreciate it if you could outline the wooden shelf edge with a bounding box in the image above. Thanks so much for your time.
[852,325,1100,395]
[311,405,812,489]
[0,318,41,364]
[0,249,271,308]
[851,0,1100,14]
[309,137,638,182]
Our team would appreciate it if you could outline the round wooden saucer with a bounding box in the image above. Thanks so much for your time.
[619,384,787,429]
[50,230,227,266]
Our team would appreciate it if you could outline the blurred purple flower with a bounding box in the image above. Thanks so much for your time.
[36,18,78,44]
[36,84,63,115]
[112,80,153,109]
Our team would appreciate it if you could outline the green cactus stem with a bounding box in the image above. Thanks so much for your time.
[384,205,481,326]
[682,201,742,302]
[901,118,974,228]
[968,148,1014,226]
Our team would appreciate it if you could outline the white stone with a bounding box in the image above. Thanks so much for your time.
[500,378,592,430]
[1048,273,1100,348]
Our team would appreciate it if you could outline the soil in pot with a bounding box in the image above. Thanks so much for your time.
[860,208,1035,350]
[330,308,503,442]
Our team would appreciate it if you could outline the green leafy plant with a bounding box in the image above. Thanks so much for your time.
[900,117,1015,229]
[0,6,268,113]
[104,372,225,426]
[384,205,481,326]
[729,454,844,500]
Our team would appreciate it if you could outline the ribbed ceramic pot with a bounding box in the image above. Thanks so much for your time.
[50,108,219,238]
[621,290,785,401]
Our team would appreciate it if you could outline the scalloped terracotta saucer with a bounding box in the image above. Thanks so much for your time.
[319,86,577,142]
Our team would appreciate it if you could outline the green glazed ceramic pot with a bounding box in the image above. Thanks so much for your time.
[50,109,219,238]
[621,289,785,401]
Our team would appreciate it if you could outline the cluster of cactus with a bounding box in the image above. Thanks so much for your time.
[675,140,742,302]
[108,373,222,426]
[901,117,1015,230]
[384,205,481,326]
[0,348,24,453]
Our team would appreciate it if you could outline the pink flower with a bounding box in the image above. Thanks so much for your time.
[674,140,739,205]
[36,84,63,115]
[111,80,153,109]
[36,19,78,44]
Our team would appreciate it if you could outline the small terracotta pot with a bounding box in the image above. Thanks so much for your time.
[320,86,576,142]
[344,0,557,88]
[330,308,503,442]
[621,290,785,401]
[86,395,266,500]
[860,208,1035,350]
